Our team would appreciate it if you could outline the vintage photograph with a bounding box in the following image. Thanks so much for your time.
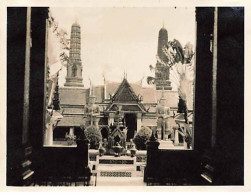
[6,4,244,188]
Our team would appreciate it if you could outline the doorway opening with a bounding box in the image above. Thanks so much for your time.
[124,113,137,141]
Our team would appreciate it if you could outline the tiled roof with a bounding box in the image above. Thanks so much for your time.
[103,81,157,104]
[155,90,179,108]
[105,82,120,98]
[93,86,104,103]
[59,87,88,105]
[112,79,140,103]
[174,112,193,123]
[59,80,179,109]
[57,115,85,127]
[142,118,157,127]
[61,107,85,114]
[140,87,156,103]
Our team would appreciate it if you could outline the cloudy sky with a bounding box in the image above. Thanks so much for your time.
[48,7,195,89]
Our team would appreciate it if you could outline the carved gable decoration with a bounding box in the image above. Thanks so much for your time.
[110,128,126,139]
[112,79,139,103]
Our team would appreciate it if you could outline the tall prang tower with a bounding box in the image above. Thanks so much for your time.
[155,26,172,90]
[64,22,84,87]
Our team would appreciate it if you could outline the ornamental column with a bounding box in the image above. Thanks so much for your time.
[174,126,179,145]
[69,127,74,136]
[44,123,53,146]
[108,113,115,125]
[137,113,142,132]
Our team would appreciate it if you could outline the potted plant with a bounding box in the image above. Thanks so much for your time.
[130,144,137,157]
[84,125,102,149]
[98,142,106,156]
[65,132,76,145]
[133,126,152,150]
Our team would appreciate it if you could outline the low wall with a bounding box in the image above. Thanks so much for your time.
[89,150,147,163]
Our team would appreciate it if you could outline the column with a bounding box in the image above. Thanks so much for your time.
[108,113,114,125]
[44,123,53,146]
[69,127,74,136]
[137,113,142,132]
[174,129,179,145]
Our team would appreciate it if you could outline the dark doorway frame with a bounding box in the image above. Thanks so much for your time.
[124,113,137,141]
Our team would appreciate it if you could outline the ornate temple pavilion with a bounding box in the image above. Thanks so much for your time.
[48,22,179,143]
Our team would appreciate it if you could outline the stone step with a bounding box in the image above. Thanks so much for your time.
[97,164,136,172]
[96,176,146,186]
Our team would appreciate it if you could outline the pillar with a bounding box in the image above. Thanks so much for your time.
[76,130,91,185]
[109,113,114,125]
[69,127,74,136]
[174,129,179,145]
[44,123,53,145]
[137,113,142,132]
[144,131,160,182]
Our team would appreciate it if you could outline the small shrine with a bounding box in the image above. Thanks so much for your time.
[107,105,127,150]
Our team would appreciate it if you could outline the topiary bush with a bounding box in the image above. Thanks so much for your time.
[84,125,102,149]
[133,126,152,150]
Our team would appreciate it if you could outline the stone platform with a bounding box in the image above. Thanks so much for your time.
[95,155,145,186]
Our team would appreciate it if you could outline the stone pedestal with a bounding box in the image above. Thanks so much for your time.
[145,132,160,182]
[76,133,91,184]
[158,140,174,149]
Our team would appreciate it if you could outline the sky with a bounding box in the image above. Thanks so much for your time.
[48,7,196,89]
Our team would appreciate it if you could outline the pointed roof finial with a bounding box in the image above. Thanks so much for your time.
[123,70,127,80]
[73,17,80,27]
[163,21,165,28]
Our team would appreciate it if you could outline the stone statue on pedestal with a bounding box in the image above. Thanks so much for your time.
[156,93,172,141]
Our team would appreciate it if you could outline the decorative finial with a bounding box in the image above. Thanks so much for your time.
[123,70,127,79]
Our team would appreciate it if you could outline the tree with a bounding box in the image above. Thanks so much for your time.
[133,126,152,150]
[84,125,102,149]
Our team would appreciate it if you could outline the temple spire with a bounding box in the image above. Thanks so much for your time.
[64,22,84,87]
[155,25,172,91]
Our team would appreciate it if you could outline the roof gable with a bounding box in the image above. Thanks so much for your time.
[110,128,126,138]
[112,78,139,103]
